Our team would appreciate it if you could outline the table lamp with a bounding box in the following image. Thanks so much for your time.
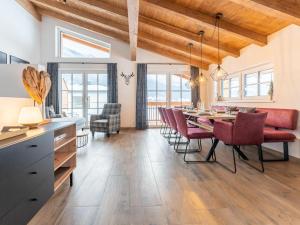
[18,106,43,129]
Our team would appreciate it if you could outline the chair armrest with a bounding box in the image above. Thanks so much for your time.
[90,114,102,123]
[108,114,120,132]
[213,120,234,144]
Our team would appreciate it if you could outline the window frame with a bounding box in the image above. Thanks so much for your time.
[218,64,274,102]
[221,74,241,100]
[56,27,111,59]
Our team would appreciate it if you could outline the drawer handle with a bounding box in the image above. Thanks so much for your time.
[29,198,38,202]
[29,144,38,148]
[29,171,38,175]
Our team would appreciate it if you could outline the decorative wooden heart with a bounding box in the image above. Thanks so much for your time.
[22,66,51,105]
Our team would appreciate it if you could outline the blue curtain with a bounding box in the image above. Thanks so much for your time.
[136,64,148,129]
[107,63,118,103]
[46,63,59,114]
[191,66,200,108]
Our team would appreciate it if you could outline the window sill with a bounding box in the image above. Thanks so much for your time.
[217,99,275,104]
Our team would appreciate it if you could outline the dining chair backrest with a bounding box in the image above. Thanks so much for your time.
[233,112,267,145]
[158,107,166,124]
[166,108,177,131]
[161,108,170,126]
[173,109,188,137]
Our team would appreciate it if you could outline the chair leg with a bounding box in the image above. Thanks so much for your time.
[92,131,95,138]
[197,139,203,152]
[238,145,264,173]
[183,139,216,163]
[215,146,237,173]
[262,142,289,162]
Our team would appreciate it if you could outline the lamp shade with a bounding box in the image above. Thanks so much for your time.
[18,106,43,128]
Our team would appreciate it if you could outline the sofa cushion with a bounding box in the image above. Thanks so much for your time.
[263,127,296,142]
[92,119,108,128]
[256,108,298,130]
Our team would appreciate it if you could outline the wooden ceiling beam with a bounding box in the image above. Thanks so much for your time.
[127,0,139,61]
[16,0,42,21]
[29,0,128,32]
[76,0,128,18]
[229,0,300,25]
[140,15,240,57]
[139,31,218,64]
[138,40,209,70]
[37,8,129,43]
[143,0,267,46]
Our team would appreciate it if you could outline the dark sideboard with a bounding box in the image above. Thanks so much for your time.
[0,122,77,225]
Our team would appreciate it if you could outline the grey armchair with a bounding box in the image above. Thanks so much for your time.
[90,103,121,137]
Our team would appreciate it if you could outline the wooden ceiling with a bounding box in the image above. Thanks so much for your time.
[18,0,300,70]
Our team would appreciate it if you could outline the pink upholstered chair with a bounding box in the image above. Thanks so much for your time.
[165,108,179,144]
[173,109,214,162]
[158,107,167,135]
[210,112,267,173]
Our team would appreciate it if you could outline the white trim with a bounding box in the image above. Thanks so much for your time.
[55,26,111,59]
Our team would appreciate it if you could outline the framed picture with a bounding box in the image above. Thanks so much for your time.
[9,55,30,64]
[0,51,7,64]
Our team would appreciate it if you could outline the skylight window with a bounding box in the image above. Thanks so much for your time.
[58,29,111,58]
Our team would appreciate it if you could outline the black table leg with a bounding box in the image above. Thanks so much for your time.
[206,139,219,161]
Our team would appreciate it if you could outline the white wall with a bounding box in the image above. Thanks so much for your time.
[0,0,41,64]
[40,16,181,128]
[205,25,300,157]
[0,1,41,128]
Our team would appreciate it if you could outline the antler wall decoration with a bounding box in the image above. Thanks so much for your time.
[121,72,134,85]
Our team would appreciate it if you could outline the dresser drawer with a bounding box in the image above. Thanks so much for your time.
[0,178,53,225]
[0,154,54,218]
[0,132,54,180]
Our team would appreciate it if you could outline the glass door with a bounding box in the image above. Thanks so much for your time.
[61,70,108,123]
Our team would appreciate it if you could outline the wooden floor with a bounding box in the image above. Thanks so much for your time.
[29,129,300,225]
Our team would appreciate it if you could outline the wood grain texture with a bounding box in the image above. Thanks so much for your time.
[29,129,300,225]
[126,0,139,61]
[16,0,42,21]
[143,0,268,46]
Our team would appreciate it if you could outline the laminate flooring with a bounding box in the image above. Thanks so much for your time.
[29,129,300,225]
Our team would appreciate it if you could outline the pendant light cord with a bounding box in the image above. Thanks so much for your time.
[217,16,220,66]
[200,33,203,74]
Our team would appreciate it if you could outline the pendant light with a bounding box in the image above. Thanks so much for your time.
[210,13,228,81]
[188,43,196,88]
[198,30,206,83]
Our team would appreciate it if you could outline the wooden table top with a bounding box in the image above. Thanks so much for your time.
[184,111,236,120]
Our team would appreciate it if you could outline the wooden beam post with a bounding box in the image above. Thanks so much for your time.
[127,0,139,61]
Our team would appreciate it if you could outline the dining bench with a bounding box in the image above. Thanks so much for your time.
[256,108,298,161]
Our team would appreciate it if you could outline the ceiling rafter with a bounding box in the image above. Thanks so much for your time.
[37,8,129,42]
[32,0,220,65]
[29,0,128,32]
[139,16,240,57]
[36,7,208,70]
[127,0,139,61]
[229,0,300,25]
[143,0,267,46]
[16,0,42,21]
[138,39,209,70]
[76,0,240,57]
[139,31,218,64]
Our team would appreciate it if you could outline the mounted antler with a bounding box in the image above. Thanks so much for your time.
[121,72,134,85]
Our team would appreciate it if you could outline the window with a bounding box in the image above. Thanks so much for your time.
[244,69,273,98]
[57,27,111,58]
[219,65,273,101]
[221,76,240,99]
[171,74,191,107]
[146,73,191,127]
[61,71,108,121]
